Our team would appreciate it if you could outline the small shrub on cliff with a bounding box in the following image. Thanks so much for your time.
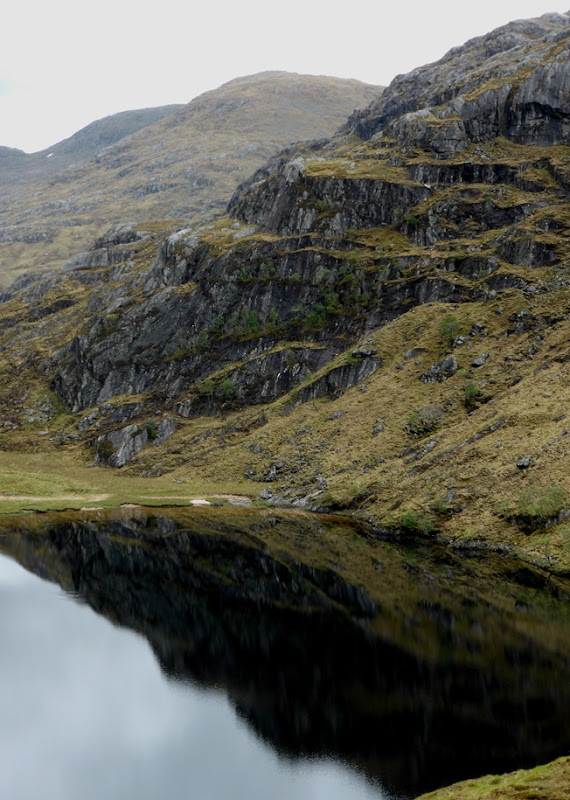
[219,378,235,399]
[96,439,114,460]
[324,290,341,315]
[259,261,276,279]
[247,310,260,332]
[284,349,297,367]
[432,497,451,516]
[304,307,326,330]
[439,314,461,348]
[197,379,215,397]
[463,382,482,411]
[210,314,224,334]
[399,509,435,534]
[494,485,567,533]
[518,485,567,522]
[194,330,210,353]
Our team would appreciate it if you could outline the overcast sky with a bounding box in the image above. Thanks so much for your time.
[1,0,569,153]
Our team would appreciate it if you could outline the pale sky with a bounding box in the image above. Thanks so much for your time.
[1,0,569,153]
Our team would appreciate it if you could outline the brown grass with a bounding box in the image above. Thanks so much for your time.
[417,756,570,800]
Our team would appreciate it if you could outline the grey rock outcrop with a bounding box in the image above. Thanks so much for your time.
[405,405,445,437]
[352,13,570,148]
[472,353,489,368]
[421,357,459,384]
[2,11,569,471]
[298,358,381,402]
[95,419,175,468]
[230,167,431,236]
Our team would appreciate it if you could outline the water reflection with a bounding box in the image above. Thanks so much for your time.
[0,552,388,800]
[1,508,570,799]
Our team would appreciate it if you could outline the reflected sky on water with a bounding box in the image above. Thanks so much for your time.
[2,509,570,800]
[0,554,390,800]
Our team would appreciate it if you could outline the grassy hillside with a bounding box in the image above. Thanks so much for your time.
[0,15,566,566]
[0,72,381,286]
[0,104,183,184]
[0,140,568,578]
[0,13,569,797]
[417,756,570,800]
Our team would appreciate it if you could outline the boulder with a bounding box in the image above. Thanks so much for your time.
[420,357,459,383]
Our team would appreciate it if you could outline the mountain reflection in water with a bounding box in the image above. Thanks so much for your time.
[1,507,570,799]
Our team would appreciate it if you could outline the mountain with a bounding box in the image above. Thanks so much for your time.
[0,73,382,286]
[2,18,570,798]
[0,105,183,191]
[0,11,569,573]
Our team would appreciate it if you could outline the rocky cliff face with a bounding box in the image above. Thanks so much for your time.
[0,12,569,553]
[352,12,570,148]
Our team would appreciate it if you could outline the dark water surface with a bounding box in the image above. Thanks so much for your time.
[0,557,384,800]
[1,508,570,800]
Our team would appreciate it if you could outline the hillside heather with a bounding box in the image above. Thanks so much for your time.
[0,73,381,285]
[0,13,569,572]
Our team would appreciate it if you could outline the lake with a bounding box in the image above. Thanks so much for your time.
[1,507,569,799]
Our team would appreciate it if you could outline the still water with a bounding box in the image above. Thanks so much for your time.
[0,554,385,800]
[1,509,570,800]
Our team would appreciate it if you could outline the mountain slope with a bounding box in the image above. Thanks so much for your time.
[0,105,183,191]
[0,73,381,286]
[0,12,569,572]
